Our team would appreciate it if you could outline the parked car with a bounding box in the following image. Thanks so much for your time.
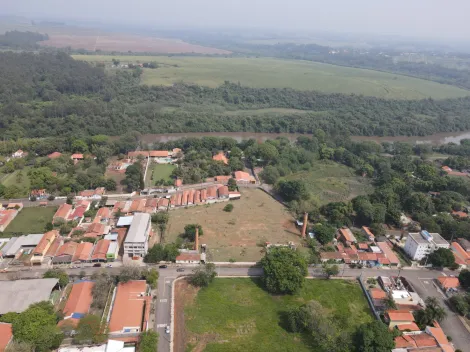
[159,265,168,269]
[93,263,102,267]
[165,325,170,334]
[106,264,112,268]
[176,268,185,272]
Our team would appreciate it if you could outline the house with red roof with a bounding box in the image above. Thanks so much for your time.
[234,171,256,184]
[362,226,375,241]
[385,309,415,329]
[58,281,94,328]
[47,152,62,159]
[174,178,183,187]
[92,239,110,262]
[71,153,84,161]
[53,203,73,224]
[72,242,93,262]
[337,227,357,245]
[437,276,460,293]
[213,152,228,165]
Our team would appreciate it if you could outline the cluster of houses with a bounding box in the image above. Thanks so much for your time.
[367,275,458,352]
[0,203,23,232]
[319,226,400,266]
[169,184,240,208]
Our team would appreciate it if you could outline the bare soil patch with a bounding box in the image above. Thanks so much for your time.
[40,34,230,54]
[166,188,301,261]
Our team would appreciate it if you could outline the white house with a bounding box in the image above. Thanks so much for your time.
[404,230,449,261]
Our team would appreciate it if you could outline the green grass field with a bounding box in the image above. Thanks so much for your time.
[284,162,373,205]
[73,55,470,99]
[1,167,31,197]
[4,206,57,235]
[184,278,372,352]
[146,163,175,187]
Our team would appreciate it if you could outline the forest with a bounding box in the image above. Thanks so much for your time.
[0,30,48,50]
[3,52,470,139]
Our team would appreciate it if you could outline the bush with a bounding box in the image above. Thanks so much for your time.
[223,203,234,212]
[47,195,55,201]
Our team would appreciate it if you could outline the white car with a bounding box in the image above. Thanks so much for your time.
[165,326,170,334]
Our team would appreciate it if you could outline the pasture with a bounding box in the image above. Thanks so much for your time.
[179,278,372,352]
[4,206,57,235]
[73,55,470,99]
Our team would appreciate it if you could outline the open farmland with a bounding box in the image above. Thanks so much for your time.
[42,34,230,54]
[165,188,299,261]
[284,162,373,205]
[4,206,57,235]
[73,55,470,99]
[177,278,372,352]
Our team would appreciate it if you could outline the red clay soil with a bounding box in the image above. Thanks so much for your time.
[40,34,231,54]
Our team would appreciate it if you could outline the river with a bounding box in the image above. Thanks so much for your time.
[140,130,470,145]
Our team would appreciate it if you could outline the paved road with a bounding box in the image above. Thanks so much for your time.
[1,265,468,352]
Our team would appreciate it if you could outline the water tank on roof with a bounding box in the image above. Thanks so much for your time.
[421,230,433,242]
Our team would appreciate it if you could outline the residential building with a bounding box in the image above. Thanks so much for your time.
[149,150,169,159]
[123,213,151,258]
[92,239,110,262]
[157,198,169,210]
[52,242,78,264]
[78,187,105,200]
[0,322,12,352]
[85,223,109,238]
[212,152,228,165]
[217,185,229,199]
[30,189,49,199]
[174,178,183,187]
[385,309,415,329]
[116,215,134,227]
[376,241,400,266]
[437,276,460,293]
[337,227,357,245]
[404,231,450,261]
[47,152,62,159]
[95,207,112,223]
[457,238,470,252]
[108,281,151,335]
[0,234,43,258]
[53,203,73,224]
[450,241,470,268]
[390,290,424,310]
[11,149,25,158]
[59,281,94,327]
[107,242,119,261]
[206,186,218,200]
[71,153,84,161]
[362,226,375,241]
[369,287,387,309]
[176,251,201,264]
[213,175,231,184]
[426,321,455,352]
[67,206,87,223]
[72,242,93,262]
[234,170,256,184]
[31,230,60,264]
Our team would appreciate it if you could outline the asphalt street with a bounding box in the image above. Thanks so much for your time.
[0,265,468,352]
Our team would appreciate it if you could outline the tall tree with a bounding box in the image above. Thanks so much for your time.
[355,321,395,352]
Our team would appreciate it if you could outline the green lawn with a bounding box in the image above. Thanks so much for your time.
[184,278,372,352]
[284,162,373,205]
[146,163,175,187]
[73,55,470,99]
[4,206,57,235]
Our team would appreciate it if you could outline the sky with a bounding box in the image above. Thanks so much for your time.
[2,0,470,40]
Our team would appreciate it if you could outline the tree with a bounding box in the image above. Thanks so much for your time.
[151,212,170,241]
[71,139,88,153]
[11,301,63,352]
[459,269,470,290]
[188,263,217,287]
[183,224,203,241]
[276,179,309,202]
[448,294,470,316]
[118,265,142,283]
[322,263,339,279]
[139,330,158,352]
[5,341,34,352]
[427,248,456,268]
[74,314,107,344]
[414,297,447,328]
[261,247,307,294]
[223,203,234,212]
[43,268,69,288]
[312,224,335,245]
[227,177,237,191]
[355,321,395,352]
[260,165,280,184]
[142,268,159,289]
[123,162,144,192]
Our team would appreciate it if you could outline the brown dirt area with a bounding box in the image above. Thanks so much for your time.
[40,34,230,54]
[165,188,301,261]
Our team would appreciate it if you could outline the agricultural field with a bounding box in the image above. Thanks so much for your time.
[4,206,57,235]
[284,162,373,205]
[178,278,372,352]
[165,188,299,261]
[73,55,470,99]
[145,163,175,187]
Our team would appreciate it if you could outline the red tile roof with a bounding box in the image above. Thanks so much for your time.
[71,153,84,159]
[200,189,207,201]
[362,226,375,238]
[54,203,73,220]
[411,333,438,348]
[130,199,146,213]
[158,198,169,208]
[369,288,387,300]
[452,210,468,218]
[72,242,93,262]
[396,322,420,331]
[218,186,229,197]
[207,186,217,199]
[194,190,201,204]
[62,281,94,318]
[85,223,106,237]
[92,239,110,261]
[176,253,201,261]
[128,151,149,158]
[182,191,189,205]
[442,166,452,172]
[213,152,228,164]
[188,189,195,203]
[386,309,415,322]
[214,175,231,183]
[56,242,78,257]
[0,323,12,352]
[437,276,460,289]
[451,242,470,262]
[33,230,59,255]
[46,237,62,257]
[48,152,62,159]
[358,243,369,250]
[395,336,416,349]
[0,210,16,227]
[149,150,169,157]
[174,179,183,187]
[377,241,400,265]
[234,171,254,181]
[338,227,356,243]
[68,206,87,220]
[96,207,112,219]
[108,281,150,334]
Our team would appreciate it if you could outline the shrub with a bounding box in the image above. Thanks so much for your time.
[223,203,234,212]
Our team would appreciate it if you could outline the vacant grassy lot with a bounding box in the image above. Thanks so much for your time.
[73,55,469,99]
[0,167,31,197]
[183,278,372,352]
[284,162,373,205]
[4,206,57,235]
[166,188,299,261]
[145,163,175,187]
